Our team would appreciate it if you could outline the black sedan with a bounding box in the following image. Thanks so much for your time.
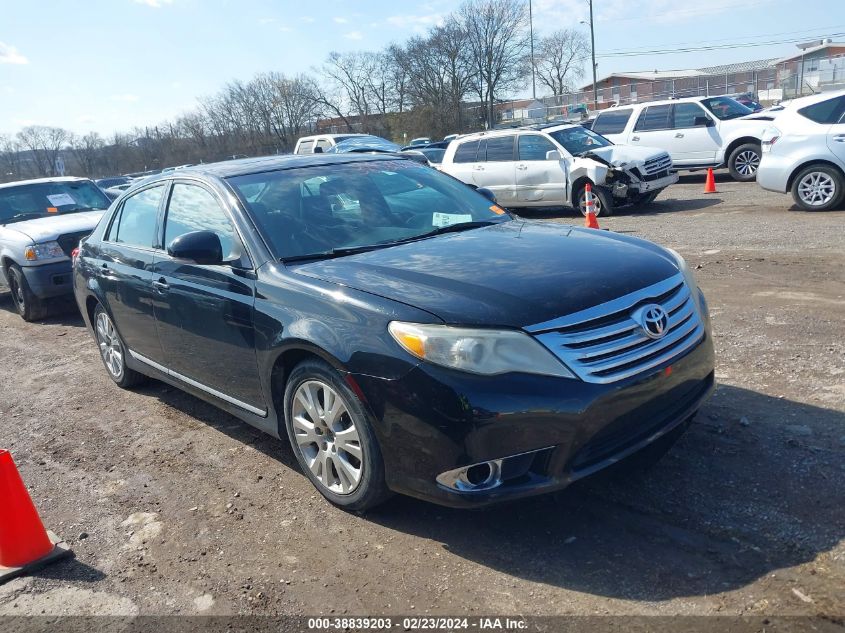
[73,154,714,511]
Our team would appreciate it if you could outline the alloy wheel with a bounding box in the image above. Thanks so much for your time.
[8,275,24,310]
[734,150,760,177]
[96,311,124,379]
[579,191,603,216]
[797,171,836,207]
[291,380,363,495]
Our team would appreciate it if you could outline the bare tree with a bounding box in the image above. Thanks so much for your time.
[0,134,26,182]
[69,132,105,177]
[16,126,71,177]
[535,29,589,96]
[459,0,530,128]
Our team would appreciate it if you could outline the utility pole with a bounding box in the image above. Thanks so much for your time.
[529,0,536,100]
[588,0,597,110]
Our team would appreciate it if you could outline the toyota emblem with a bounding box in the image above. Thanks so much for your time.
[639,304,669,339]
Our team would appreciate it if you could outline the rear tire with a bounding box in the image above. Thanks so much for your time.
[576,184,613,217]
[6,264,46,322]
[93,304,145,388]
[727,143,761,182]
[283,359,391,512]
[790,164,845,211]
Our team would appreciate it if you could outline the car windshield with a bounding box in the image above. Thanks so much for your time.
[226,159,510,261]
[419,148,446,163]
[0,180,111,225]
[547,127,613,156]
[701,96,753,120]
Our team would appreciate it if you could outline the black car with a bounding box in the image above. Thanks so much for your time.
[73,154,715,511]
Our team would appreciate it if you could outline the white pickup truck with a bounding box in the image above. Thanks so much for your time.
[590,96,774,181]
[438,124,678,216]
[0,177,109,321]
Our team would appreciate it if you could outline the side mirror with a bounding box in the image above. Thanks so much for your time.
[167,230,223,265]
[475,187,497,204]
[546,150,563,161]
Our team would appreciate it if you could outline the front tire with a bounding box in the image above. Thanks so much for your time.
[576,184,613,217]
[790,164,844,211]
[6,264,46,322]
[94,304,145,388]
[632,191,660,207]
[283,359,390,512]
[727,143,761,182]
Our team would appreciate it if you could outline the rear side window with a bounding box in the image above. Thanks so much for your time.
[163,183,236,259]
[592,109,632,135]
[518,135,557,160]
[484,136,515,162]
[453,140,480,163]
[798,96,845,124]
[634,105,672,131]
[107,185,164,248]
[296,140,314,155]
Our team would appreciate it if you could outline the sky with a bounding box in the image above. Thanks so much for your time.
[1,0,843,137]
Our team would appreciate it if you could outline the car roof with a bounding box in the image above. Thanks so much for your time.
[455,124,579,141]
[142,153,408,181]
[783,88,845,110]
[0,176,90,190]
[297,133,368,142]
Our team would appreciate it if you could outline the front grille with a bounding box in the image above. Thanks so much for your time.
[527,274,705,384]
[56,231,91,257]
[643,153,672,175]
[641,169,670,182]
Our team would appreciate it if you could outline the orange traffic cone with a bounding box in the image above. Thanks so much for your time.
[704,168,718,193]
[584,183,600,229]
[0,450,72,584]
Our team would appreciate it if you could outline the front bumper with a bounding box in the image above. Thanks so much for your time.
[21,260,74,299]
[630,171,679,194]
[353,332,715,507]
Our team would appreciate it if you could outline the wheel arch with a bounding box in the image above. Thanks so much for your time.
[724,136,762,163]
[786,160,845,192]
[570,175,595,207]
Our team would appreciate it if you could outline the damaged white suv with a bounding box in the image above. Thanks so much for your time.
[438,124,678,216]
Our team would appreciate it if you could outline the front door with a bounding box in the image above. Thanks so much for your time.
[515,133,567,205]
[669,103,722,163]
[151,181,265,413]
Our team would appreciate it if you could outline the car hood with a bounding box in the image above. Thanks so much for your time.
[2,211,104,243]
[291,221,680,328]
[580,145,668,167]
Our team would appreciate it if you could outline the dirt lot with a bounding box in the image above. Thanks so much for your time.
[1,172,843,620]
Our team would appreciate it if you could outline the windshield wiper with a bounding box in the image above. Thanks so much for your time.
[394,220,500,243]
[1,212,45,224]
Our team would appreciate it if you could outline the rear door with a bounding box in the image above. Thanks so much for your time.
[824,97,845,165]
[629,104,678,159]
[471,135,516,204]
[97,184,167,363]
[151,181,265,413]
[515,133,567,204]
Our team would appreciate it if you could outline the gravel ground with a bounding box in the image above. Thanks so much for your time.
[0,172,843,620]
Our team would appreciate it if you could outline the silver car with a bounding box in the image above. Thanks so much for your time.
[757,90,845,211]
[0,177,109,320]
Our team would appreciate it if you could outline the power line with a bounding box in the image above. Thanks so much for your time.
[594,33,845,59]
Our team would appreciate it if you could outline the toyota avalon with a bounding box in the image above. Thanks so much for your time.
[73,154,714,510]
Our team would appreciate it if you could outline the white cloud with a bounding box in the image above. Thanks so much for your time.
[111,94,140,102]
[343,31,364,41]
[300,16,315,23]
[133,0,173,7]
[333,16,348,24]
[386,13,445,31]
[0,42,28,65]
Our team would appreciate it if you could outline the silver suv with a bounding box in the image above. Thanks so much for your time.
[0,177,109,320]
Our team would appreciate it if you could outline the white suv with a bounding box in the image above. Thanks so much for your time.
[293,134,368,155]
[438,124,678,216]
[591,96,772,181]
[757,90,845,211]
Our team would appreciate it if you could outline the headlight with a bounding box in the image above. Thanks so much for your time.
[667,248,705,317]
[388,322,576,378]
[24,241,65,261]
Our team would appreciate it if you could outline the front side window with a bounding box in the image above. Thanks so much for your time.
[483,136,515,162]
[547,127,613,155]
[672,103,708,128]
[592,109,632,135]
[163,184,236,259]
[518,135,557,161]
[798,96,845,124]
[0,180,111,225]
[701,96,752,120]
[634,105,672,131]
[107,185,164,248]
[227,160,510,260]
[453,140,480,163]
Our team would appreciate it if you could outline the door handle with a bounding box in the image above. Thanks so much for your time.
[516,165,528,170]
[153,277,169,292]
[631,136,640,142]
[675,133,684,138]
[835,135,845,142]
[473,165,485,171]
